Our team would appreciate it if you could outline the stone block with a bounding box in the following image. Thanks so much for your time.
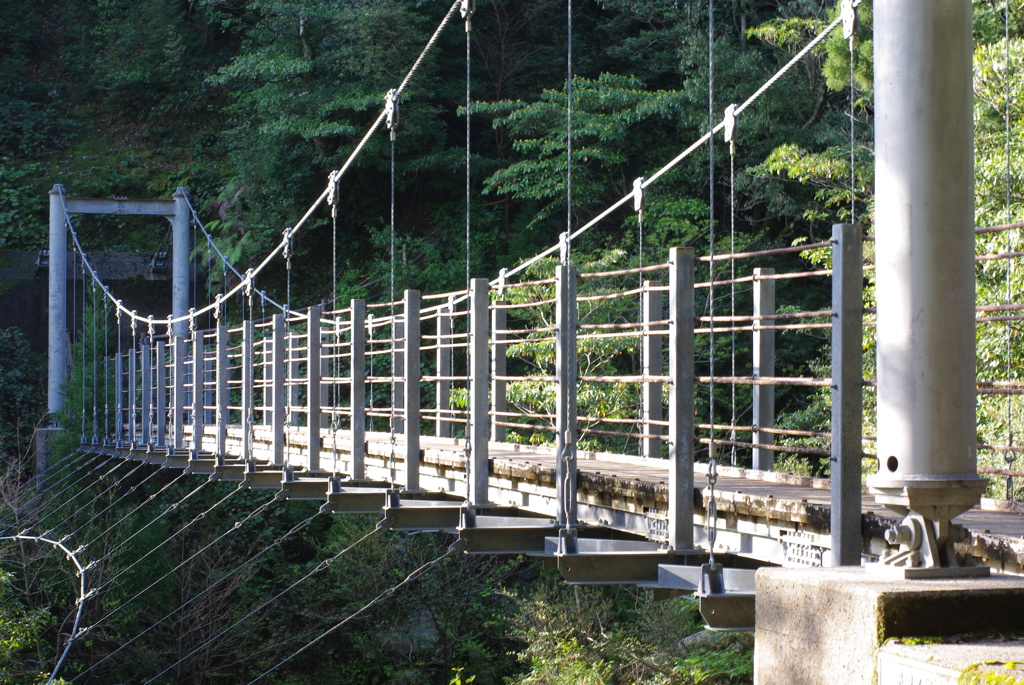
[754,567,1024,685]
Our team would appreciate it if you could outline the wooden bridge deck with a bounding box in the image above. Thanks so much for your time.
[154,426,1024,575]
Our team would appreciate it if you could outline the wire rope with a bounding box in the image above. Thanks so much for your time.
[706,0,719,567]
[91,280,98,444]
[849,20,856,222]
[144,524,385,684]
[67,2,463,332]
[0,451,99,534]
[90,474,212,572]
[104,294,110,443]
[389,93,399,481]
[98,486,265,619]
[115,300,123,446]
[11,451,99,517]
[62,460,165,543]
[48,457,150,538]
[462,0,475,490]
[71,507,325,682]
[489,2,858,292]
[242,547,451,685]
[78,249,87,443]
[728,116,737,466]
[81,467,190,550]
[0,534,88,685]
[464,0,473,290]
[565,0,574,264]
[1005,0,1016,496]
[36,458,131,536]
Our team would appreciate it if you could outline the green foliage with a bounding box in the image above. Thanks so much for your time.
[0,164,47,249]
[506,569,747,685]
[959,661,1024,685]
[750,143,872,227]
[0,327,45,458]
[479,74,687,228]
[673,638,753,685]
[0,570,56,685]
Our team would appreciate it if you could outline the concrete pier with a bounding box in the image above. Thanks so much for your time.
[754,568,1024,684]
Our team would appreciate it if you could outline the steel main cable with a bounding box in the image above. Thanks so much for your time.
[67,0,850,334]
[0,533,88,685]
[63,1,463,332]
[97,490,274,622]
[71,506,325,682]
[242,547,451,685]
[142,523,385,684]
[487,1,858,292]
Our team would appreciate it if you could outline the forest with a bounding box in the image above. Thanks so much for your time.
[1,0,1022,682]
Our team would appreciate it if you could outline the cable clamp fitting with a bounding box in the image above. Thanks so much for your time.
[632,177,645,218]
[723,103,738,154]
[460,0,475,31]
[841,0,858,41]
[327,170,341,206]
[385,89,399,135]
[282,227,293,259]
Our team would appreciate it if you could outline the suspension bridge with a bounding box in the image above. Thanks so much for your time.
[12,0,1024,683]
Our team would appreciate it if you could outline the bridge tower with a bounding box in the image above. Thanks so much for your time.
[756,3,1024,683]
[45,187,192,420]
[868,0,988,575]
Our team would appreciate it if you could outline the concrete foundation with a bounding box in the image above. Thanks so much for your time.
[879,639,1024,684]
[32,426,61,491]
[754,567,1024,685]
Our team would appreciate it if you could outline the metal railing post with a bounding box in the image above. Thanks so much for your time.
[642,279,664,459]
[172,336,186,451]
[156,340,166,448]
[831,223,864,566]
[242,319,255,461]
[403,291,421,490]
[491,301,507,442]
[436,299,453,438]
[350,300,366,478]
[392,313,405,434]
[555,265,578,526]
[271,314,286,465]
[307,306,321,471]
[668,248,695,551]
[128,348,137,447]
[215,325,228,456]
[752,267,776,471]
[140,344,152,447]
[191,332,203,454]
[469,279,490,505]
[115,351,124,446]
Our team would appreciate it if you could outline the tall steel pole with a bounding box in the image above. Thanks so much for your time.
[171,188,191,339]
[870,0,986,569]
[48,185,67,418]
